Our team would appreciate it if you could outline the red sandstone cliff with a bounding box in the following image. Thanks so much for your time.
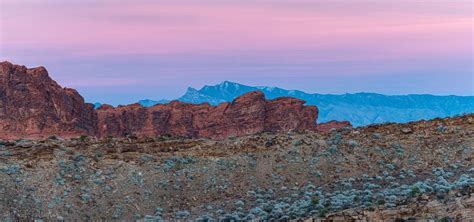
[97,91,318,139]
[0,61,97,139]
[0,62,350,140]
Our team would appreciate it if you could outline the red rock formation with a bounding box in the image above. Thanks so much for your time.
[0,61,97,139]
[0,61,349,140]
[317,120,352,132]
[97,91,319,139]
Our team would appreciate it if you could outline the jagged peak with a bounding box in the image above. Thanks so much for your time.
[219,80,237,85]
[200,81,246,91]
[186,87,199,93]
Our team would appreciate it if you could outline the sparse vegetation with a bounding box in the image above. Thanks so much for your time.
[0,114,472,220]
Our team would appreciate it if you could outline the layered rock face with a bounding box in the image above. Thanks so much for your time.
[97,91,318,139]
[0,61,349,139]
[0,61,97,139]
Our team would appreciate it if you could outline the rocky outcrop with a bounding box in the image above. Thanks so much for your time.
[97,91,319,139]
[0,61,350,140]
[317,120,352,132]
[0,61,97,139]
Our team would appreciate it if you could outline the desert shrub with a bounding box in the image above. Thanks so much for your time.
[433,177,452,193]
[288,199,311,217]
[341,181,352,189]
[112,204,124,219]
[292,140,303,146]
[249,207,268,218]
[261,202,274,213]
[144,215,162,222]
[329,192,355,210]
[362,174,372,181]
[452,174,474,189]
[410,186,420,197]
[80,193,91,202]
[311,196,320,205]
[175,210,191,219]
[195,214,214,222]
[347,140,358,148]
[78,135,88,142]
[407,169,416,177]
[386,195,397,203]
[0,165,21,175]
[372,133,382,139]
[432,167,447,177]
[328,145,338,154]
[386,163,396,171]
[391,144,405,157]
[411,181,433,193]
[139,154,154,163]
[0,150,12,157]
[450,163,459,170]
[376,199,386,205]
[364,183,380,189]
[327,133,342,146]
[128,170,144,186]
[318,207,329,217]
[436,125,448,133]
[235,200,245,208]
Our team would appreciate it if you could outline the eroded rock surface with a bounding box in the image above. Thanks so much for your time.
[0,61,97,139]
[97,91,319,139]
[1,62,327,140]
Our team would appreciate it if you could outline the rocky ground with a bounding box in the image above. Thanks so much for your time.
[0,114,473,221]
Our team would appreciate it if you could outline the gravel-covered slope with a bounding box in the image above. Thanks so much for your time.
[0,114,473,221]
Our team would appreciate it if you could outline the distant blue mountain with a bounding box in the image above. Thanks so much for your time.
[93,102,103,109]
[137,99,170,107]
[120,81,472,126]
[175,81,474,126]
[93,100,169,109]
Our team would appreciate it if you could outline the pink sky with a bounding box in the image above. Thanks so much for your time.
[0,0,472,104]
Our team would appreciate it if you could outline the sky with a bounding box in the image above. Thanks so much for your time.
[0,0,473,105]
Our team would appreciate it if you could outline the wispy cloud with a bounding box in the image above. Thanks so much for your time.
[1,0,471,55]
[0,0,472,101]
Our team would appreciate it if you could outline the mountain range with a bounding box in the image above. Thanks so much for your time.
[1,61,331,139]
[129,81,474,126]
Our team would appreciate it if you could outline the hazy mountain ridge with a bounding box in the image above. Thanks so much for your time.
[0,62,325,140]
[137,99,170,107]
[135,81,473,126]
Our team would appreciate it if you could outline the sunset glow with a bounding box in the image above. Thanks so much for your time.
[1,0,472,104]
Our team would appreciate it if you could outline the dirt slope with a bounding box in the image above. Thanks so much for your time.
[0,114,473,221]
